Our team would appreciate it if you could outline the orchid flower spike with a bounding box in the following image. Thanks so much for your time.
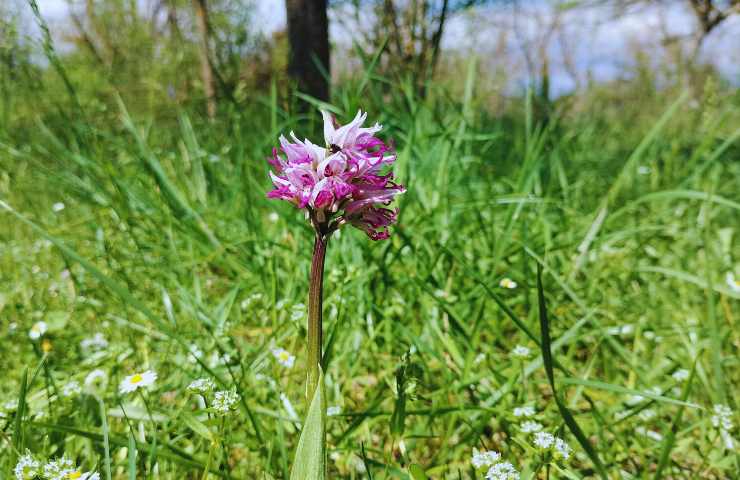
[267,109,405,240]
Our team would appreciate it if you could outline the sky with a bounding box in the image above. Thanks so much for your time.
[19,0,740,95]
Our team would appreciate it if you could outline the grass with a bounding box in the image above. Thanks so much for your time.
[0,54,739,479]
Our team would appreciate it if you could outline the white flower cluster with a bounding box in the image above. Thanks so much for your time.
[187,378,216,394]
[471,449,519,480]
[512,405,535,418]
[532,432,571,460]
[79,333,108,352]
[711,404,735,450]
[61,381,82,398]
[212,389,239,415]
[511,345,531,359]
[14,452,99,480]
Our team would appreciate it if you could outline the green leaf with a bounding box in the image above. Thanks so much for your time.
[408,463,429,480]
[290,366,326,480]
[182,412,214,441]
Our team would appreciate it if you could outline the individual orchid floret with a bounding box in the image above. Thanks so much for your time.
[266,109,405,240]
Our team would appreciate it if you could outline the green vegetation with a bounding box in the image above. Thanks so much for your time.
[1,4,739,479]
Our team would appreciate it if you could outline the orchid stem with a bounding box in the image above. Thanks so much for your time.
[307,232,328,402]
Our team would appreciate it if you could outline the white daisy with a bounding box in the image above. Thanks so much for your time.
[187,378,216,394]
[485,461,519,480]
[520,421,543,433]
[726,272,740,293]
[271,347,295,368]
[212,390,238,415]
[61,381,82,398]
[499,278,517,289]
[14,450,40,480]
[672,369,689,382]
[511,345,531,358]
[533,432,555,449]
[84,369,108,391]
[327,406,342,417]
[29,321,48,340]
[52,202,65,212]
[471,449,501,469]
[119,370,157,394]
[513,405,535,418]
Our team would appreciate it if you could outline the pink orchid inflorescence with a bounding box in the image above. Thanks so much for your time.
[267,110,405,240]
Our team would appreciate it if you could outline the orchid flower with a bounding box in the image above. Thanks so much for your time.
[267,110,405,240]
[266,109,404,401]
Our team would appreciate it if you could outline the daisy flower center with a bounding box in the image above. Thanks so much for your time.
[279,352,290,361]
[131,374,143,384]
[66,471,82,479]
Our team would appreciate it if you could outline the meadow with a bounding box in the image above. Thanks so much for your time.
[1,35,740,479]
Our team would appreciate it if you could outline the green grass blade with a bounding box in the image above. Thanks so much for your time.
[537,264,608,480]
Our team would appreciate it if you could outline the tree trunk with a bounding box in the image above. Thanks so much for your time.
[285,0,330,102]
[192,0,216,119]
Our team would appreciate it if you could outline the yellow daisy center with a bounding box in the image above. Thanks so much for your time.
[131,374,143,384]
[66,471,81,479]
[279,352,290,361]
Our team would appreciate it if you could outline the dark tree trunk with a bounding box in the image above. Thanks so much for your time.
[285,0,330,102]
[193,0,216,120]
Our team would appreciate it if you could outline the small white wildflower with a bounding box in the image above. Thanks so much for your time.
[327,406,342,416]
[119,370,157,394]
[42,455,74,480]
[280,393,299,421]
[271,347,295,368]
[290,304,306,321]
[554,437,571,460]
[513,405,535,418]
[80,333,108,352]
[471,449,501,469]
[520,421,543,433]
[268,212,279,223]
[711,404,734,431]
[188,344,204,364]
[84,369,108,391]
[533,432,555,449]
[14,450,40,480]
[636,426,663,442]
[187,378,216,394]
[52,202,65,212]
[639,409,656,421]
[29,321,48,340]
[485,461,519,480]
[499,278,517,289]
[474,353,486,365]
[275,299,288,310]
[61,381,82,398]
[9,322,18,333]
[212,390,238,415]
[637,165,651,175]
[720,429,735,450]
[726,272,740,293]
[511,345,530,358]
[672,369,689,382]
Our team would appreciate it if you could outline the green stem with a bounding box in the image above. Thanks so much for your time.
[307,232,328,401]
